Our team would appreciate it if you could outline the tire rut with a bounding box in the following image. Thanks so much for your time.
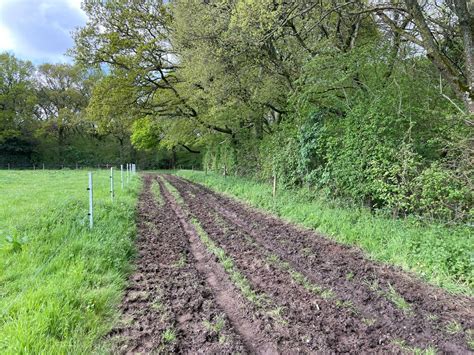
[159,177,288,354]
[109,175,246,354]
[163,174,474,354]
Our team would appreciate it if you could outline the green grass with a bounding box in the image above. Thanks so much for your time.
[151,178,164,206]
[176,170,473,295]
[161,177,184,205]
[162,327,177,344]
[0,169,140,354]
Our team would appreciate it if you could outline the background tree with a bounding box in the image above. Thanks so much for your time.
[0,53,37,164]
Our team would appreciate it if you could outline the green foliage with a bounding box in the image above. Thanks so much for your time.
[0,53,37,163]
[68,0,473,222]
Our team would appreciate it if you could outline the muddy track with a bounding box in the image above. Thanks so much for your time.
[161,174,474,353]
[109,176,246,353]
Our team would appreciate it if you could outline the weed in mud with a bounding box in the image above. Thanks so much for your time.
[445,320,463,334]
[266,306,288,325]
[173,252,187,268]
[301,247,313,257]
[151,299,165,312]
[362,318,376,326]
[365,279,412,315]
[162,328,176,344]
[345,272,354,281]
[266,253,280,264]
[151,179,164,206]
[387,284,412,314]
[203,315,225,335]
[366,279,380,292]
[335,299,358,314]
[391,339,437,355]
[467,329,474,350]
[190,218,268,307]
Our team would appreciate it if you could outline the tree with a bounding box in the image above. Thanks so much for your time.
[375,0,474,122]
[35,63,101,160]
[0,53,37,163]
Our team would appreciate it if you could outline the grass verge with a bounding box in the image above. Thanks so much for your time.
[0,170,141,353]
[175,170,473,295]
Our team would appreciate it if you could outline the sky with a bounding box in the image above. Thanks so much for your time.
[0,0,87,64]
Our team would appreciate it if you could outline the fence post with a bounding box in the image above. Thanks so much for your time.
[110,167,114,202]
[88,172,93,229]
[120,164,124,189]
[7,163,10,170]
[272,174,277,199]
[127,163,130,183]
[42,163,45,170]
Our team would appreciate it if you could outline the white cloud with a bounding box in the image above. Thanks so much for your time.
[0,0,87,64]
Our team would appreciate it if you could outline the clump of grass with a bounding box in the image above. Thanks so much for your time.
[150,179,164,206]
[203,315,225,334]
[172,252,187,268]
[467,329,474,350]
[387,284,412,314]
[151,299,165,312]
[362,318,376,326]
[445,320,463,335]
[335,299,358,314]
[391,339,437,355]
[366,280,412,315]
[267,306,287,324]
[162,327,176,343]
[176,170,472,295]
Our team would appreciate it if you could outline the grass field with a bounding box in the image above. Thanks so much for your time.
[176,170,473,296]
[0,169,140,354]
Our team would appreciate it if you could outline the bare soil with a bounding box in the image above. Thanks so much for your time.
[111,173,474,354]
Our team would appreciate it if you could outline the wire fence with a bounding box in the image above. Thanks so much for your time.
[0,163,133,170]
[0,162,139,319]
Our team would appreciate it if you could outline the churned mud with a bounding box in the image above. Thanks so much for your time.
[112,173,474,354]
[109,175,246,354]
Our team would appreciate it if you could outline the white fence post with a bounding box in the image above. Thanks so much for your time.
[110,167,114,202]
[120,164,124,189]
[88,172,93,229]
[127,163,130,183]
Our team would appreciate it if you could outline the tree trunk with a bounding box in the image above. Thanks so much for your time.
[452,0,474,115]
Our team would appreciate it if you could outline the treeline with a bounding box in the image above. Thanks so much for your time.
[5,1,473,222]
[0,53,191,168]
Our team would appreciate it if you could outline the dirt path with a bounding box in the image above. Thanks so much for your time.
[109,176,246,353]
[112,174,473,354]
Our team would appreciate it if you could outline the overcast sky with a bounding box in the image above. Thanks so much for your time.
[0,0,87,64]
